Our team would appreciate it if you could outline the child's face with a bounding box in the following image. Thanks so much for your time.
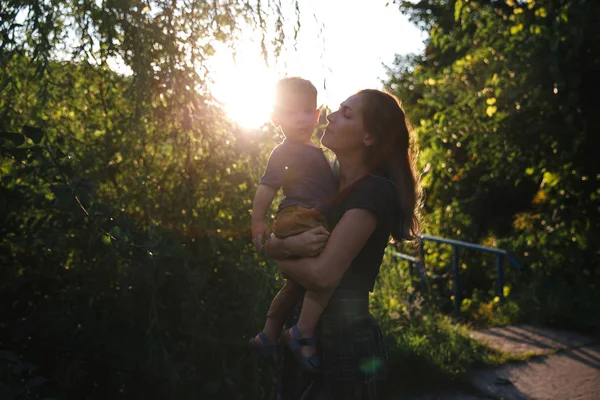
[272,93,319,142]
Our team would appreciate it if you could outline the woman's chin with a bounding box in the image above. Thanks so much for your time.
[321,132,333,149]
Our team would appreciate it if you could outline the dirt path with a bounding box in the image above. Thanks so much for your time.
[401,325,600,400]
[469,344,600,400]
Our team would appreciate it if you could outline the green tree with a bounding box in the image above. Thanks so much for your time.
[1,1,298,398]
[387,0,600,328]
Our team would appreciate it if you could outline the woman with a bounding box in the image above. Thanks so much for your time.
[265,89,420,399]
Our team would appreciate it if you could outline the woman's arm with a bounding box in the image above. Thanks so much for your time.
[277,209,377,291]
[264,226,330,260]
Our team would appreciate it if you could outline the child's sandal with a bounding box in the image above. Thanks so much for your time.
[283,325,321,372]
[249,331,279,366]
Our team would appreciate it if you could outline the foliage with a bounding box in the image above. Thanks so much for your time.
[1,1,297,398]
[0,64,282,400]
[386,0,600,331]
[372,251,508,396]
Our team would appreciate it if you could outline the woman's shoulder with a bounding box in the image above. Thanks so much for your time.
[352,173,396,197]
[340,173,397,218]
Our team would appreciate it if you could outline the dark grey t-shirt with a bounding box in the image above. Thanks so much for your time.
[326,172,402,292]
[259,140,337,213]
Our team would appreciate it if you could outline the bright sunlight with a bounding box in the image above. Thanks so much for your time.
[208,43,277,130]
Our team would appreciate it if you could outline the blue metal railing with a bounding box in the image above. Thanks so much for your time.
[394,252,427,302]
[393,234,522,315]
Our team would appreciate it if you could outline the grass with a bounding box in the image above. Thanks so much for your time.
[355,249,599,398]
[373,309,510,397]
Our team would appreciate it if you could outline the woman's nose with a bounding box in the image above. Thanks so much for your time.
[327,111,336,123]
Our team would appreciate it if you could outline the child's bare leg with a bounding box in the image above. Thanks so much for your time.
[251,280,302,346]
[287,288,334,361]
[260,315,283,344]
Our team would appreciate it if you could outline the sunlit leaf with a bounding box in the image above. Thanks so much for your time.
[542,171,559,187]
[530,25,542,35]
[532,189,547,204]
[101,234,112,245]
[454,0,464,22]
[510,24,523,34]
[486,105,497,117]
[535,7,547,18]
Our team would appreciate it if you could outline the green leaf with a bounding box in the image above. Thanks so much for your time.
[101,234,112,245]
[542,171,559,187]
[510,24,523,35]
[110,225,123,239]
[23,126,44,144]
[486,105,498,117]
[454,0,464,22]
[0,131,25,146]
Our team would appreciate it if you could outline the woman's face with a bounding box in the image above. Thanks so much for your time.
[322,93,372,155]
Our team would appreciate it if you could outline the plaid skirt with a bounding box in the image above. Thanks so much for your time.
[277,288,387,400]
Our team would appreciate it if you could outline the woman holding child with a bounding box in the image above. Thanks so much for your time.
[250,78,420,399]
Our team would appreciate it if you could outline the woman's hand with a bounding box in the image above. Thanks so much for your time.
[277,209,377,291]
[284,226,330,257]
[265,226,330,260]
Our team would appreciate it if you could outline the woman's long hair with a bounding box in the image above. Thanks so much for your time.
[358,89,421,241]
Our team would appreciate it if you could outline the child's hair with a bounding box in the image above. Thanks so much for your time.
[273,77,317,110]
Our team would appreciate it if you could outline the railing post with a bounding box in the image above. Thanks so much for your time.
[419,239,426,268]
[453,245,460,315]
[496,253,505,301]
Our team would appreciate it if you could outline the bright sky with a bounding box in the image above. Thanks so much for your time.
[208,0,426,128]
[15,1,424,128]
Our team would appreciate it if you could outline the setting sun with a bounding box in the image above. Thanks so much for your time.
[208,44,277,129]
[204,0,424,130]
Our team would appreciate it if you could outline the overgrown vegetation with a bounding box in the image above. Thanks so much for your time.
[387,0,600,333]
[1,1,291,398]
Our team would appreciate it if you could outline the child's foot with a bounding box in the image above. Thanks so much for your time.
[283,325,320,372]
[249,331,279,366]
[249,331,276,352]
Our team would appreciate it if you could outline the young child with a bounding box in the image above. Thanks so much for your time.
[250,77,337,371]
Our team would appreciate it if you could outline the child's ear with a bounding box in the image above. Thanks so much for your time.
[313,109,320,125]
